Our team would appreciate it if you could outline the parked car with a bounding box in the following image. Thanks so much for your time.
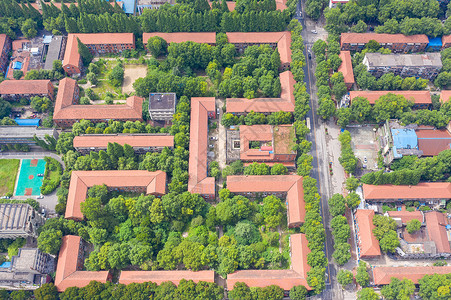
[311,30,318,34]
[209,144,214,148]
[37,173,44,177]
[210,137,218,140]
[37,195,44,199]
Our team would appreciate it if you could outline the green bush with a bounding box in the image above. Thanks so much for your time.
[40,157,62,195]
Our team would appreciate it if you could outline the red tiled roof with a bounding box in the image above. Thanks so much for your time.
[363,183,451,201]
[387,210,423,224]
[226,71,295,113]
[73,134,174,149]
[338,51,355,85]
[0,80,52,95]
[340,33,429,47]
[372,266,451,285]
[119,270,215,285]
[355,209,381,258]
[227,175,305,227]
[442,35,451,45]
[66,170,166,220]
[143,32,216,45]
[63,33,135,71]
[416,129,451,156]
[349,91,431,105]
[240,125,275,161]
[54,235,110,292]
[425,211,451,254]
[227,234,311,290]
[0,34,8,54]
[440,90,451,102]
[188,97,215,196]
[53,78,143,122]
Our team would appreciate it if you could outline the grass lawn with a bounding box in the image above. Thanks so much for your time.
[0,159,20,196]
[91,60,123,99]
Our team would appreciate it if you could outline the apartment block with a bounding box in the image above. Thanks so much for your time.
[0,80,54,101]
[0,204,43,239]
[340,33,428,53]
[362,52,442,80]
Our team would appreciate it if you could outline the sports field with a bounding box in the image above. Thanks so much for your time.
[15,159,46,196]
[0,159,20,196]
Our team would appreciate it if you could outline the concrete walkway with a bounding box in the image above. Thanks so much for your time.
[0,152,65,169]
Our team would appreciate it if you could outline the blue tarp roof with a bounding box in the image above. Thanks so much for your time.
[428,36,442,47]
[12,61,22,70]
[14,119,40,126]
[391,128,418,150]
[118,0,135,14]
[0,262,11,268]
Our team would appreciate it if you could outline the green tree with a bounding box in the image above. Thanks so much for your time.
[337,269,353,288]
[350,97,372,123]
[332,242,351,265]
[147,36,167,57]
[351,20,367,33]
[289,285,307,300]
[329,193,346,217]
[270,163,287,175]
[37,229,62,255]
[355,261,370,287]
[108,64,124,87]
[34,283,58,300]
[381,278,415,300]
[357,288,379,300]
[345,177,359,191]
[345,192,361,209]
[234,221,261,245]
[13,70,23,80]
[406,219,421,234]
[0,99,11,119]
[77,37,93,66]
[21,19,38,38]
[318,97,336,120]
[229,282,252,300]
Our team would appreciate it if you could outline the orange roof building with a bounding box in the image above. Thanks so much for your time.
[227,175,305,228]
[424,211,451,254]
[227,233,311,291]
[65,170,166,220]
[372,266,451,285]
[338,51,354,89]
[440,90,451,102]
[387,210,423,224]
[442,35,451,49]
[350,90,431,108]
[119,270,215,285]
[239,125,296,166]
[63,33,135,76]
[73,134,174,154]
[0,80,55,101]
[226,71,295,114]
[188,97,216,200]
[354,209,381,259]
[143,32,217,45]
[363,183,451,202]
[341,33,429,53]
[416,128,451,156]
[54,235,111,292]
[53,78,143,127]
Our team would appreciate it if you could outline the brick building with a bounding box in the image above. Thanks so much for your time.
[354,209,381,259]
[188,97,216,200]
[340,33,429,53]
[238,124,296,167]
[53,78,143,127]
[350,90,432,109]
[54,236,111,291]
[63,33,135,76]
[65,170,167,220]
[73,134,174,154]
[0,80,54,101]
[363,52,442,80]
[338,51,354,90]
[143,32,217,46]
[372,266,451,285]
[0,34,11,74]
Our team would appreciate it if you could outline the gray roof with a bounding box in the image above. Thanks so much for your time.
[0,204,34,235]
[0,126,57,140]
[364,52,442,68]
[149,93,176,111]
[44,36,63,70]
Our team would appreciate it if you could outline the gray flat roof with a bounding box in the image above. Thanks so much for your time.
[44,36,63,70]
[364,52,442,68]
[0,204,33,234]
[0,126,56,140]
[149,93,176,110]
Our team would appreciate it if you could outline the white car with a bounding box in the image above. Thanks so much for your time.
[37,195,44,199]
[311,30,318,34]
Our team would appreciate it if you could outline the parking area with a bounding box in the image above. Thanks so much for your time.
[226,129,240,163]
[347,126,379,174]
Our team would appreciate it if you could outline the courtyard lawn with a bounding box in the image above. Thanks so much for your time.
[0,159,20,196]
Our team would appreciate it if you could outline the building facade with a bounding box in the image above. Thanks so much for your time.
[148,93,177,124]
[0,126,58,145]
[0,204,43,239]
[0,80,55,101]
[363,52,442,80]
[340,33,429,53]
[0,34,11,74]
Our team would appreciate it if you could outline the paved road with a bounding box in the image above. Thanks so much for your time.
[297,1,342,299]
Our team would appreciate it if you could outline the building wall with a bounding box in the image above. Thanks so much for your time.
[341,42,427,53]
[86,43,135,54]
[64,63,81,77]
[75,145,170,155]
[233,42,278,53]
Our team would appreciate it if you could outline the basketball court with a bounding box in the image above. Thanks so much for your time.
[14,159,46,196]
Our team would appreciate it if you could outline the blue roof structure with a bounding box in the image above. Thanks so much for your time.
[0,262,11,268]
[427,37,442,48]
[12,61,22,70]
[391,128,418,150]
[43,35,52,44]
[14,119,40,126]
[118,0,135,14]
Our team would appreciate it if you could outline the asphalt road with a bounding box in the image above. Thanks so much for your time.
[296,1,341,299]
